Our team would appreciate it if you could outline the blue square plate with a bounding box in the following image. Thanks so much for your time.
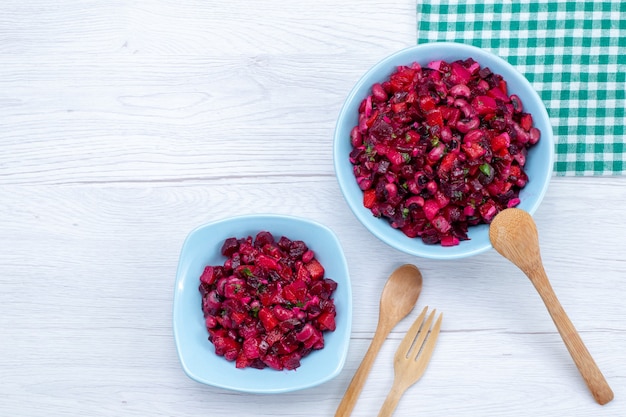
[173,214,352,393]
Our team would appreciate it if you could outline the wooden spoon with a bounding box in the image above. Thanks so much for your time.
[335,264,423,417]
[489,208,614,405]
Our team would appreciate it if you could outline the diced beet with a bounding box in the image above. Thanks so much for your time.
[296,323,316,342]
[440,235,460,246]
[272,304,294,321]
[302,328,324,349]
[479,200,498,222]
[242,337,261,359]
[323,278,338,294]
[216,314,235,330]
[235,353,252,369]
[450,62,472,84]
[317,311,336,331]
[432,215,452,234]
[277,236,292,250]
[422,199,440,222]
[386,149,404,166]
[239,321,261,340]
[223,278,246,300]
[255,254,280,271]
[205,315,218,329]
[304,259,325,281]
[276,332,300,355]
[486,86,510,102]
[507,197,521,208]
[215,336,240,361]
[308,280,326,299]
[278,318,301,333]
[296,263,312,283]
[220,237,239,257]
[425,109,444,128]
[262,354,284,371]
[491,132,510,152]
[283,280,307,304]
[258,283,282,307]
[258,339,270,355]
[433,190,450,208]
[288,240,308,259]
[258,308,279,331]
[255,231,275,247]
[301,250,315,264]
[202,290,221,315]
[281,352,303,371]
[199,266,218,286]
[264,328,283,347]
[229,252,241,270]
[462,140,486,160]
[363,188,377,208]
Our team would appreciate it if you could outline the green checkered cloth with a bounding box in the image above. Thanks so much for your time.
[416,0,626,175]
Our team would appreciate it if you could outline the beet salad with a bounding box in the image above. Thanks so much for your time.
[349,58,541,246]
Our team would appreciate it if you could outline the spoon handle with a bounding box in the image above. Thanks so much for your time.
[335,326,390,417]
[528,267,614,405]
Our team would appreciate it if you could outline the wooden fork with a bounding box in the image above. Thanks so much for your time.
[378,307,443,417]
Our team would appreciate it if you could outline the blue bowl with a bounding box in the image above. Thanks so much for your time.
[333,42,554,260]
[173,214,352,393]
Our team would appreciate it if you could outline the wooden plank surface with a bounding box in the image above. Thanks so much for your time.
[1,1,624,416]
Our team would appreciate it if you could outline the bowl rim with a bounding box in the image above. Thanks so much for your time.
[172,213,352,393]
[333,42,554,260]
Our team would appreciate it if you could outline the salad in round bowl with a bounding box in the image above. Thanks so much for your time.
[333,42,554,260]
[173,214,352,393]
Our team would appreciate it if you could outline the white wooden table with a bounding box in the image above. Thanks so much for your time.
[1,1,624,416]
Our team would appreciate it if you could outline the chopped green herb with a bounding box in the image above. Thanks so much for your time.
[285,301,305,309]
[366,143,376,161]
[479,163,492,176]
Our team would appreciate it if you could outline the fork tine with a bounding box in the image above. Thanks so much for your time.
[415,311,443,365]
[407,309,436,360]
[395,306,428,360]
